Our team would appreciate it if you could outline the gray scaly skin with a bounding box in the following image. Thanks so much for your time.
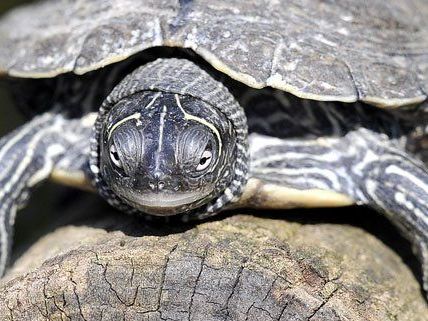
[0,113,93,274]
[0,59,427,297]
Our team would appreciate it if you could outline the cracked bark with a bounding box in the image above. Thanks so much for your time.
[0,205,427,321]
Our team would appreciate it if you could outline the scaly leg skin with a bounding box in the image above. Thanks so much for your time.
[0,112,93,276]
[249,128,428,296]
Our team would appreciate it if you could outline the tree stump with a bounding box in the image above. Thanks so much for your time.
[0,198,427,321]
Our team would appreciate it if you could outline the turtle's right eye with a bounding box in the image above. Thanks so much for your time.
[196,149,213,171]
[109,144,123,168]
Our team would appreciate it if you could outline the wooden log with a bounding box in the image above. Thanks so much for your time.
[1,204,427,321]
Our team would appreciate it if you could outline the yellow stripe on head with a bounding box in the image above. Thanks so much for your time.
[174,94,223,159]
[107,112,141,140]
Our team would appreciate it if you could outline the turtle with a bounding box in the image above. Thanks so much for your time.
[0,0,427,298]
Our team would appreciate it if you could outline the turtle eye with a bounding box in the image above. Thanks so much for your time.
[196,149,212,171]
[109,144,122,168]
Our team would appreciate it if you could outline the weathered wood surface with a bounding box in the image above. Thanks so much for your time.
[0,204,427,321]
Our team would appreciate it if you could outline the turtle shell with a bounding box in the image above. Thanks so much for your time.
[0,0,427,107]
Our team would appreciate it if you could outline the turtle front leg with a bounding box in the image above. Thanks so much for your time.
[248,128,428,295]
[0,112,94,276]
[363,136,428,294]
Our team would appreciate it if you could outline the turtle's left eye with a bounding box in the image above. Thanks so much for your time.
[109,144,122,168]
[177,125,218,176]
[197,150,212,171]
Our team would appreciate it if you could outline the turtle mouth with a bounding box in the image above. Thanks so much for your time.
[117,188,212,216]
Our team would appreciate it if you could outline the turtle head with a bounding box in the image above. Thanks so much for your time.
[91,58,248,218]
[98,91,235,215]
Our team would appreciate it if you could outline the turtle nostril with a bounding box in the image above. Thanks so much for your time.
[148,175,166,191]
[158,181,165,190]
